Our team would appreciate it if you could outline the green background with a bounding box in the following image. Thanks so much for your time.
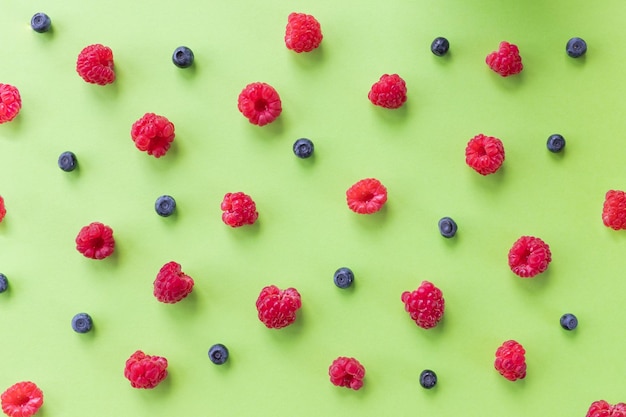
[1,0,625,415]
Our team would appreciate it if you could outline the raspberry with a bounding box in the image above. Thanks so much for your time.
[284,12,323,53]
[221,192,258,227]
[153,261,194,304]
[346,178,388,214]
[401,280,445,329]
[0,195,6,223]
[1,381,43,417]
[328,357,365,390]
[586,400,626,417]
[485,41,523,77]
[123,350,168,389]
[255,285,301,329]
[76,44,115,85]
[494,340,526,381]
[368,74,407,109]
[602,190,626,230]
[465,134,505,175]
[130,113,175,158]
[237,82,282,126]
[0,84,22,124]
[75,222,115,260]
[508,236,551,278]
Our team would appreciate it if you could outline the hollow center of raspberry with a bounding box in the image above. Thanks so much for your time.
[13,393,30,406]
[254,99,268,112]
[90,237,104,248]
[358,192,374,202]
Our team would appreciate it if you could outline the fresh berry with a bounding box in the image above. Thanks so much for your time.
[560,313,578,330]
[494,340,526,381]
[123,350,168,389]
[237,82,282,126]
[130,113,175,158]
[438,217,457,238]
[255,285,302,329]
[76,44,115,85]
[0,274,7,293]
[368,74,407,109]
[155,195,176,217]
[172,46,194,68]
[208,344,229,365]
[221,192,258,227]
[401,281,445,329]
[547,134,566,153]
[71,313,93,333]
[328,356,365,390]
[486,41,523,77]
[431,37,449,56]
[293,138,314,158]
[153,261,194,304]
[284,12,323,53]
[566,37,587,58]
[0,195,6,223]
[346,178,388,214]
[0,84,22,124]
[1,381,43,417]
[333,267,354,289]
[419,369,437,389]
[30,13,51,33]
[75,222,115,260]
[58,151,78,172]
[465,134,505,175]
[602,190,626,230]
[586,400,626,417]
[508,236,551,278]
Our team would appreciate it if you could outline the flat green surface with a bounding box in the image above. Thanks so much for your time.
[1,0,625,415]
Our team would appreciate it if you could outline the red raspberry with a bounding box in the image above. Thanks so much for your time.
[237,82,282,126]
[123,350,168,389]
[0,195,6,222]
[255,285,301,329]
[602,190,626,230]
[328,357,365,390]
[401,280,445,329]
[76,44,115,85]
[130,113,175,158]
[465,134,505,175]
[346,178,388,214]
[284,12,323,53]
[75,222,115,260]
[221,192,258,227]
[1,381,43,417]
[486,41,523,77]
[0,84,22,124]
[368,74,407,109]
[153,261,194,304]
[494,340,526,381]
[508,235,551,278]
[586,400,626,417]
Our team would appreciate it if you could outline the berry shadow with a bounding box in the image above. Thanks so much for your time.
[175,63,198,80]
[249,116,285,139]
[469,164,506,190]
[33,25,55,41]
[488,71,524,91]
[167,290,200,316]
[371,102,409,125]
[2,114,24,137]
[512,269,552,293]
[352,204,389,229]
[288,44,325,69]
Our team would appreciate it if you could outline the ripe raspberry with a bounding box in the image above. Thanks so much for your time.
[284,12,323,53]
[0,84,22,124]
[602,190,626,230]
[465,134,505,175]
[237,82,282,126]
[494,340,526,381]
[130,113,175,158]
[346,178,388,214]
[368,74,407,109]
[508,235,551,278]
[123,350,168,389]
[255,285,301,329]
[586,400,626,417]
[75,222,115,260]
[1,381,43,417]
[328,357,365,390]
[221,192,258,227]
[486,41,523,77]
[401,281,445,329]
[76,44,115,85]
[153,261,194,304]
[0,195,6,222]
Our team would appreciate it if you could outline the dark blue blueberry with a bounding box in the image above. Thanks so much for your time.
[58,151,78,172]
[293,138,314,158]
[71,313,93,333]
[431,37,449,56]
[31,13,51,33]
[208,344,229,365]
[155,195,176,217]
[0,274,8,293]
[547,134,566,153]
[419,369,437,389]
[566,37,587,58]
[560,313,578,330]
[172,46,194,68]
[438,217,457,238]
[333,267,354,289]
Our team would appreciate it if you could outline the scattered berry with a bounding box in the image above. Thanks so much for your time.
[30,13,51,33]
[333,267,354,289]
[328,356,365,390]
[130,113,175,158]
[76,44,115,85]
[293,138,314,158]
[153,261,194,304]
[221,192,258,227]
[438,217,457,238]
[566,37,587,58]
[602,190,626,230]
[208,344,229,365]
[256,285,302,329]
[586,400,626,417]
[284,12,323,53]
[547,134,566,153]
[560,313,578,330]
[75,222,115,260]
[401,281,445,329]
[419,369,437,389]
[1,381,43,417]
[0,274,7,293]
[172,46,194,68]
[0,83,22,124]
[465,134,505,175]
[71,313,93,333]
[0,195,6,222]
[431,37,449,56]
[123,350,168,389]
[485,41,523,77]
[58,151,78,172]
[155,195,176,217]
[368,74,407,109]
[494,340,526,381]
[508,235,552,278]
[237,82,282,126]
[346,178,388,214]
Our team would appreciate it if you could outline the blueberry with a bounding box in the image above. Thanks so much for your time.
[547,134,566,153]
[293,138,314,158]
[208,343,229,365]
[71,313,93,333]
[438,217,457,238]
[31,13,51,33]
[172,46,194,68]
[560,313,578,330]
[58,151,78,172]
[566,37,587,58]
[0,274,8,293]
[431,37,449,56]
[155,195,176,217]
[333,267,354,289]
[419,369,437,389]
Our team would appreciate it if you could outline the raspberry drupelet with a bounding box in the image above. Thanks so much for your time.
[486,41,523,77]
[329,357,365,390]
[76,44,115,85]
[465,134,505,175]
[284,12,323,53]
[586,400,626,417]
[368,74,407,109]
[153,261,194,304]
[602,190,626,230]
[0,84,22,124]
[401,281,445,329]
[123,350,168,389]
[508,236,551,278]
[237,82,282,126]
[221,192,258,227]
[0,195,6,222]
[346,178,388,214]
[256,285,301,329]
[130,113,175,158]
[75,222,115,260]
[494,340,526,381]
[1,381,43,417]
